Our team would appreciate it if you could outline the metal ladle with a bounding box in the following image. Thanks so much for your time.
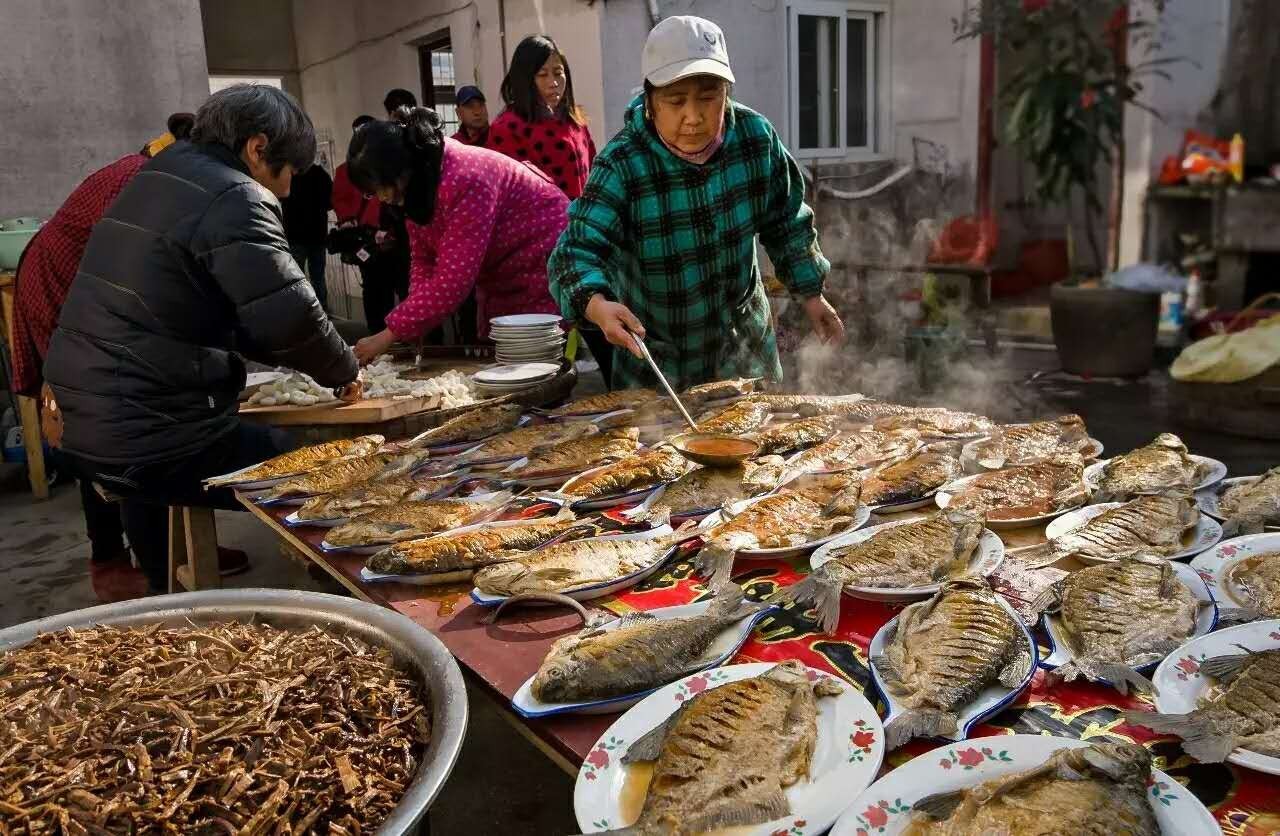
[629,331,698,431]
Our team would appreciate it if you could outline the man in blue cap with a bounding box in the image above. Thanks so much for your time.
[452,85,490,146]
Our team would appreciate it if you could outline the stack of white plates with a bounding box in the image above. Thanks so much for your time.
[490,313,565,363]
[471,362,561,397]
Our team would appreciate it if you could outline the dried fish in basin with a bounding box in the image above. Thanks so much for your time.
[968,414,1090,469]
[0,622,429,834]
[1124,648,1280,762]
[907,742,1161,835]
[366,510,588,578]
[405,403,523,448]
[610,660,842,835]
[204,434,384,486]
[504,428,641,480]
[1219,466,1280,536]
[324,491,514,547]
[874,577,1033,749]
[1093,432,1205,499]
[1033,554,1201,694]
[775,509,985,632]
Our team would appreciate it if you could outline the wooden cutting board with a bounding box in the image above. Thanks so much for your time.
[239,394,442,426]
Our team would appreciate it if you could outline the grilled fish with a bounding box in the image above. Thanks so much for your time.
[472,529,688,597]
[861,446,961,506]
[1125,647,1280,762]
[640,456,787,520]
[560,446,692,500]
[874,578,1033,749]
[259,450,427,501]
[365,510,586,578]
[606,661,843,836]
[548,388,660,417]
[968,414,1090,469]
[776,510,985,632]
[1034,554,1200,694]
[747,393,879,418]
[462,421,598,462]
[873,408,995,439]
[404,404,524,448]
[1220,467,1280,536]
[751,416,840,456]
[296,475,441,521]
[1033,493,1199,565]
[1220,551,1280,622]
[695,398,772,435]
[679,377,761,406]
[906,742,1160,836]
[695,476,863,587]
[505,428,641,480]
[788,428,923,475]
[205,435,384,486]
[325,491,514,547]
[1094,432,1204,499]
[946,458,1087,521]
[531,583,768,703]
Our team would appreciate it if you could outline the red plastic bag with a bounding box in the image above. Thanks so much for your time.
[928,216,998,266]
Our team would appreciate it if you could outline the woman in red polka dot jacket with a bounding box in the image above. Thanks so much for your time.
[485,34,597,201]
[346,107,568,364]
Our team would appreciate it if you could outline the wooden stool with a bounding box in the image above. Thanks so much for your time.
[168,506,221,592]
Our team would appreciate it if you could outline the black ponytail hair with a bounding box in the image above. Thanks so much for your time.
[346,106,445,224]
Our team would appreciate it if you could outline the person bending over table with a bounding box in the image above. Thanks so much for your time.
[347,107,569,364]
[547,15,845,391]
[44,84,361,594]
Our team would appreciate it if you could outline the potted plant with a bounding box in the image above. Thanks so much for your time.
[955,0,1175,376]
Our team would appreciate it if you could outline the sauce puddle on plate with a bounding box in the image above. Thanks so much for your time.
[682,437,757,458]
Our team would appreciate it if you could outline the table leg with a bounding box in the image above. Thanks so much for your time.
[16,394,48,499]
[170,506,221,591]
[167,507,187,594]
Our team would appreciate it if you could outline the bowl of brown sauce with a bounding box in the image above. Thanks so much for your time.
[668,433,762,467]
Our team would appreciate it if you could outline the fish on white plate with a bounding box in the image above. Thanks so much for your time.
[828,735,1218,836]
[1191,532,1280,624]
[1197,473,1280,534]
[1084,433,1225,500]
[573,661,884,836]
[1124,619,1280,775]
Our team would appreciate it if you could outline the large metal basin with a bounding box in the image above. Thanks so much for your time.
[0,589,468,835]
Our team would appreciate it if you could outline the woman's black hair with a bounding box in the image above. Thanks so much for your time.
[346,106,445,224]
[191,84,316,173]
[499,34,586,126]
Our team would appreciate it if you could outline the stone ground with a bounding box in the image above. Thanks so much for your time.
[1,346,1277,833]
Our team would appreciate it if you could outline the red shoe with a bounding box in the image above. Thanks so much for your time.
[217,547,251,577]
[90,559,150,603]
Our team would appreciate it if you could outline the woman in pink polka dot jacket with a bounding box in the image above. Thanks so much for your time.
[346,106,568,363]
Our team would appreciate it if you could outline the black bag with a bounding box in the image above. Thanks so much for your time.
[326,224,377,265]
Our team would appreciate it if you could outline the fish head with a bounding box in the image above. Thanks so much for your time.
[530,651,588,703]
[942,507,986,535]
[1151,433,1189,453]
[1077,742,1152,785]
[474,561,530,596]
[786,471,862,513]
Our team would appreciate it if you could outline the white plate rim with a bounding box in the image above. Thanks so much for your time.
[1148,618,1280,775]
[490,313,563,327]
[828,733,1219,836]
[1045,502,1223,563]
[1189,532,1280,611]
[573,662,886,836]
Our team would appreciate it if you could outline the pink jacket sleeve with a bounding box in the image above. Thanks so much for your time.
[384,182,499,340]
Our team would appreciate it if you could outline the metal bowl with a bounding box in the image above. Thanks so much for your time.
[0,589,468,835]
[668,432,762,467]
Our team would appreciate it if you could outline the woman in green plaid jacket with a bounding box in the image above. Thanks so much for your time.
[547,15,845,391]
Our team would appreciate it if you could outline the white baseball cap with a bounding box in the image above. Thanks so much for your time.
[642,16,736,88]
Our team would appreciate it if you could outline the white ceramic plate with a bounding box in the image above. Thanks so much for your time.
[574,662,885,836]
[1084,454,1228,494]
[473,363,560,384]
[812,520,1006,603]
[511,599,778,718]
[469,526,678,606]
[1040,561,1218,684]
[1045,502,1223,563]
[698,494,872,560]
[869,592,1037,741]
[828,734,1219,836]
[1195,475,1280,530]
[491,313,562,327]
[1147,619,1280,775]
[934,472,1086,530]
[1190,532,1280,611]
[317,490,511,555]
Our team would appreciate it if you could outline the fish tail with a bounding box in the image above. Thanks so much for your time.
[1122,709,1236,763]
[884,708,958,751]
[693,542,736,588]
[1094,662,1154,695]
[707,581,769,621]
[1214,606,1262,627]
[1220,514,1263,538]
[769,571,842,634]
[1015,541,1059,569]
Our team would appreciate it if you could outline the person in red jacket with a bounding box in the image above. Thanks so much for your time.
[451,86,490,146]
[485,34,596,199]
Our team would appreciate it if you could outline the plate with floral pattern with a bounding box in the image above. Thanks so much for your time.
[829,734,1217,835]
[574,662,884,836]
[1190,532,1280,613]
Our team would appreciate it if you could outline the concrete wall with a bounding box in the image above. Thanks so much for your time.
[0,0,209,218]
[200,0,302,98]
[290,0,606,172]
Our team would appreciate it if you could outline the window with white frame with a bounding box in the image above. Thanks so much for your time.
[787,1,887,158]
